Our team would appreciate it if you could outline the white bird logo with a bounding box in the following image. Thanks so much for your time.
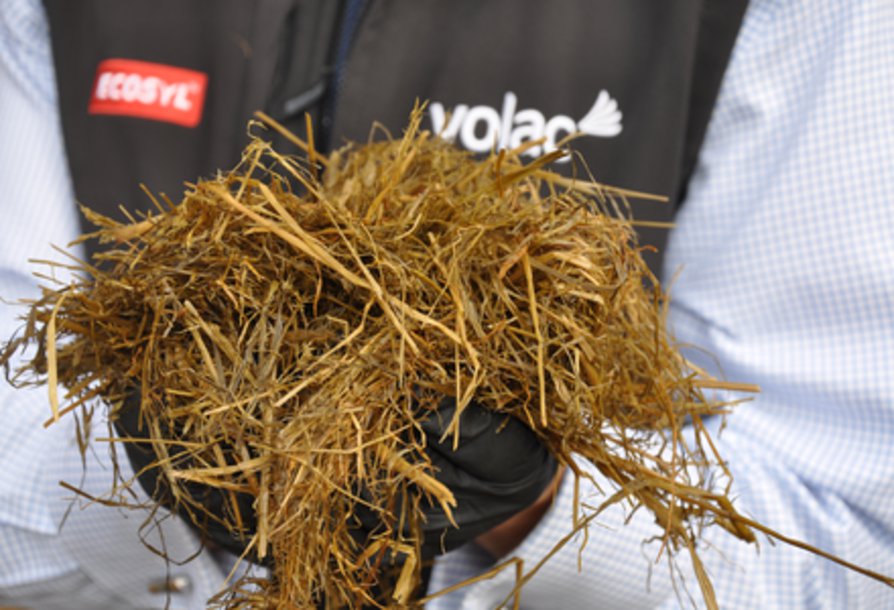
[577,90,623,137]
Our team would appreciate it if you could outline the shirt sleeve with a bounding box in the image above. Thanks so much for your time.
[0,2,235,608]
[0,0,86,588]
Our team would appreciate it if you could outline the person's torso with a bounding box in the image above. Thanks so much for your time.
[43,0,746,276]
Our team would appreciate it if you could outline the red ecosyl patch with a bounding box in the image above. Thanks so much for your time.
[88,58,208,127]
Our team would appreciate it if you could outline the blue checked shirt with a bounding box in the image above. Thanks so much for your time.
[2,0,893,608]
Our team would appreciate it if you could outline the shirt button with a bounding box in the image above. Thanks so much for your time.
[147,574,192,594]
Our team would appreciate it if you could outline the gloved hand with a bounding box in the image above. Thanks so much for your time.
[113,390,258,559]
[113,391,557,563]
[353,396,559,560]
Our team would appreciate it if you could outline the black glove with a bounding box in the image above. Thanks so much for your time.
[114,392,557,563]
[354,396,559,560]
[113,390,258,560]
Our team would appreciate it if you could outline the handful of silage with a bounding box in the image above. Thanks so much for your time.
[3,113,760,609]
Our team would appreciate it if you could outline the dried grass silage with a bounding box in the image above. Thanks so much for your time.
[1,110,761,609]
